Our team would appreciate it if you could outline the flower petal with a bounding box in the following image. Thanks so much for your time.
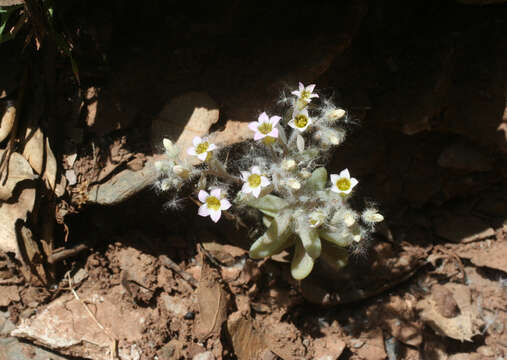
[252,186,261,198]
[220,199,231,210]
[207,143,216,151]
[291,90,300,96]
[209,209,221,223]
[240,171,250,181]
[299,82,304,91]
[330,174,339,183]
[268,127,279,138]
[197,152,208,161]
[350,177,359,189]
[210,188,221,198]
[330,186,340,194]
[242,185,252,193]
[339,168,350,179]
[288,120,296,129]
[198,190,209,203]
[270,116,281,126]
[260,176,270,186]
[193,136,202,146]
[251,166,261,174]
[307,84,316,93]
[198,204,210,217]
[258,112,269,123]
[248,122,259,132]
[254,132,265,141]
[187,147,197,155]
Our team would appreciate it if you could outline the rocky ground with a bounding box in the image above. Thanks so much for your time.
[0,1,507,359]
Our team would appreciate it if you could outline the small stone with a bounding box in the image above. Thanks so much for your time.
[65,169,77,186]
[184,311,195,320]
[192,351,215,360]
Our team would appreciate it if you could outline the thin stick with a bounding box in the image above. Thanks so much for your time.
[159,255,198,288]
[66,272,118,360]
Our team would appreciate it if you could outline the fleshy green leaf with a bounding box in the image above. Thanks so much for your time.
[298,227,321,259]
[291,240,314,280]
[306,167,327,191]
[247,194,288,217]
[320,242,349,271]
[319,229,353,247]
[249,211,292,259]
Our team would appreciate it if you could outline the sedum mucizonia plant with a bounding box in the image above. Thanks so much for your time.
[155,83,384,280]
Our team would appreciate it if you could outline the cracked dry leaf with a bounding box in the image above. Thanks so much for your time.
[227,312,268,360]
[417,283,482,342]
[193,256,227,341]
[0,150,36,201]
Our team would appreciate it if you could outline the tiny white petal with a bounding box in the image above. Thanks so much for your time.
[197,152,208,161]
[210,188,221,198]
[254,132,265,141]
[270,116,281,126]
[267,128,278,138]
[220,199,231,210]
[198,190,209,203]
[258,112,269,123]
[209,209,221,223]
[193,136,202,146]
[248,122,259,131]
[252,186,261,198]
[207,144,216,151]
[240,171,250,181]
[298,82,304,91]
[260,176,270,186]
[251,166,261,174]
[307,84,316,92]
[187,147,197,155]
[350,178,359,188]
[198,204,210,217]
[339,169,350,179]
[330,174,339,183]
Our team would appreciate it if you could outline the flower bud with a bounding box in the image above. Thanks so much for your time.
[282,159,296,171]
[173,164,190,178]
[287,178,301,190]
[326,109,346,122]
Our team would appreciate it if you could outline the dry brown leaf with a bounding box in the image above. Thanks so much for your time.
[193,256,227,341]
[0,103,15,143]
[22,127,45,175]
[0,150,36,201]
[417,283,481,342]
[227,311,268,360]
[43,136,57,190]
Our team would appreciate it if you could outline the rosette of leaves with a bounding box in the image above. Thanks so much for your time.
[247,167,351,280]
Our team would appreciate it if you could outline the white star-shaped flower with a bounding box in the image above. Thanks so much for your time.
[248,112,280,144]
[240,166,270,198]
[288,109,312,132]
[197,188,231,223]
[330,169,358,195]
[291,82,319,104]
[187,136,216,161]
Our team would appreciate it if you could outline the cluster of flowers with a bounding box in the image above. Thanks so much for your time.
[156,83,383,279]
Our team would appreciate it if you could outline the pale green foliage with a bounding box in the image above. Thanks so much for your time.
[156,83,383,280]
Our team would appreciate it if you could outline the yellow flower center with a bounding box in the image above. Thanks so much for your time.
[248,173,261,188]
[336,178,351,191]
[262,136,275,145]
[301,90,311,101]
[205,196,221,211]
[294,114,308,128]
[196,141,209,154]
[258,122,272,135]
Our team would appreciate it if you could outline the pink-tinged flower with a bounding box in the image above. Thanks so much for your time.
[197,188,231,223]
[288,109,312,132]
[330,168,358,195]
[187,136,216,161]
[248,112,280,144]
[240,166,270,198]
[291,82,319,104]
